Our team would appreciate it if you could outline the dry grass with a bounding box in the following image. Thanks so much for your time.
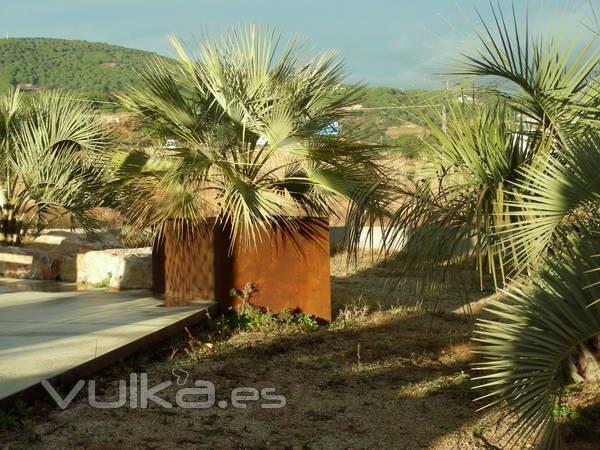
[0,253,598,449]
[385,124,426,138]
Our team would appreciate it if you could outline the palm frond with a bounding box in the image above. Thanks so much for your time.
[117,25,387,247]
[499,132,600,272]
[473,239,600,449]
[383,100,537,291]
[456,3,600,138]
[0,90,114,243]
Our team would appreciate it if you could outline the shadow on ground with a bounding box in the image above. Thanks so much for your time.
[0,253,490,449]
[1,253,596,449]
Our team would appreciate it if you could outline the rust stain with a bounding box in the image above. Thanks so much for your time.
[153,218,331,320]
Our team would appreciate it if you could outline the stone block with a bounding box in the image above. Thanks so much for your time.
[77,248,152,290]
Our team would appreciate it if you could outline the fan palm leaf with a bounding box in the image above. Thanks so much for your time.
[377,4,599,447]
[456,3,600,138]
[0,89,114,244]
[116,25,388,247]
[473,240,600,449]
[498,133,600,272]
[453,5,600,449]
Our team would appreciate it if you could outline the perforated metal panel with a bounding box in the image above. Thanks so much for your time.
[153,218,331,320]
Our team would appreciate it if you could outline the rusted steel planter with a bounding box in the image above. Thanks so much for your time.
[153,218,331,320]
[152,221,215,307]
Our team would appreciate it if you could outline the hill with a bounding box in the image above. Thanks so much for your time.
[0,37,164,97]
[0,37,438,145]
[0,38,432,102]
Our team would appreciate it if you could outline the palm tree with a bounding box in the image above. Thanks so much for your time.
[381,5,600,448]
[0,88,114,245]
[382,101,542,291]
[461,9,600,448]
[472,96,600,447]
[114,26,386,248]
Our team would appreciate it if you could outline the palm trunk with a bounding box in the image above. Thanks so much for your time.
[569,337,600,383]
[0,181,20,246]
[1,204,16,245]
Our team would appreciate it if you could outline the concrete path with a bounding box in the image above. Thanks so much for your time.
[0,279,215,402]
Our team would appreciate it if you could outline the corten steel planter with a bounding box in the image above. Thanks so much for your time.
[152,222,216,307]
[152,218,332,320]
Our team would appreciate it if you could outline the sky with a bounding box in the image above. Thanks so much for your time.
[0,0,596,88]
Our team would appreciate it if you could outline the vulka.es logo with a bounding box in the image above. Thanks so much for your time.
[42,372,286,410]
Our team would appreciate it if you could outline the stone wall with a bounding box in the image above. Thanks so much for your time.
[0,229,152,290]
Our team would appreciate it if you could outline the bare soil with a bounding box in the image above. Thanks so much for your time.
[0,253,598,449]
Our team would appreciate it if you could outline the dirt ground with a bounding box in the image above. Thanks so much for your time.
[1,253,598,449]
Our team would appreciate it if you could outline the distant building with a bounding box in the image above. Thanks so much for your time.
[346,104,363,110]
[456,95,474,104]
[319,121,341,136]
[16,83,40,93]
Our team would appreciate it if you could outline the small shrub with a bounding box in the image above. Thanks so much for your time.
[331,297,370,329]
[228,282,319,333]
[0,410,19,430]
[92,272,112,289]
[236,303,276,331]
[293,313,319,331]
[0,399,32,431]
[553,402,578,419]
[234,304,319,333]
[170,305,321,363]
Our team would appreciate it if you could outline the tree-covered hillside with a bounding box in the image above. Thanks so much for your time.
[0,38,435,104]
[0,37,164,96]
[0,37,440,144]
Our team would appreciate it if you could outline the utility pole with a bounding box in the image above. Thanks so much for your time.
[443,80,449,134]
[442,105,447,134]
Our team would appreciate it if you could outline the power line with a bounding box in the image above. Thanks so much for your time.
[349,104,443,111]
[72,96,445,110]
[71,98,120,105]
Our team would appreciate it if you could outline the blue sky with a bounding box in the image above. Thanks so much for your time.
[1,0,595,87]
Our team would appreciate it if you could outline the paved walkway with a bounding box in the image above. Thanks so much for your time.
[0,279,214,402]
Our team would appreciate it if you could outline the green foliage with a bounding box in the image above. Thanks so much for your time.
[0,37,440,121]
[394,134,428,158]
[339,87,446,145]
[474,240,600,449]
[171,305,320,363]
[449,5,599,449]
[0,399,32,431]
[0,410,18,430]
[0,88,115,244]
[224,303,320,333]
[0,38,162,95]
[358,87,443,126]
[553,402,577,419]
[91,272,112,289]
[383,103,537,292]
